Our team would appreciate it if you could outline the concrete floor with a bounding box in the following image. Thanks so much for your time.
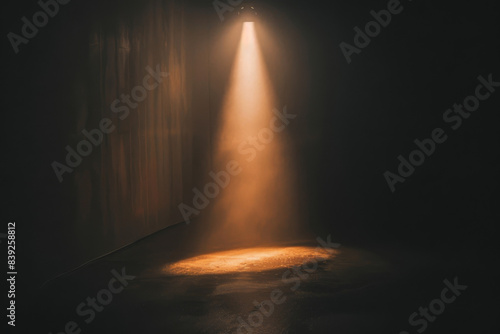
[33,224,498,334]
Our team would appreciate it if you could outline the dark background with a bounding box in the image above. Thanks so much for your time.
[2,0,500,330]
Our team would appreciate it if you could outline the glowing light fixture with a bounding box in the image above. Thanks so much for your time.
[237,1,258,22]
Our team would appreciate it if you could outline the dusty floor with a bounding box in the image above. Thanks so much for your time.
[33,224,498,334]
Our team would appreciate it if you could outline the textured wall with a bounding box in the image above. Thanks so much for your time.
[62,0,210,268]
[81,0,189,246]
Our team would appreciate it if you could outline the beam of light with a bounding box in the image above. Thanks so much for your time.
[200,22,299,248]
[163,247,336,276]
[218,22,274,139]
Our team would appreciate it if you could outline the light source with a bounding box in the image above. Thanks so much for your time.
[237,1,258,22]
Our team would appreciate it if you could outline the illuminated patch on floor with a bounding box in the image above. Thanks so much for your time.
[163,247,337,276]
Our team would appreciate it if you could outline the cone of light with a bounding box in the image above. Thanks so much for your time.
[203,22,298,247]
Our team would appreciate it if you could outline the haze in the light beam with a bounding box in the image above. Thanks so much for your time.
[203,21,298,248]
